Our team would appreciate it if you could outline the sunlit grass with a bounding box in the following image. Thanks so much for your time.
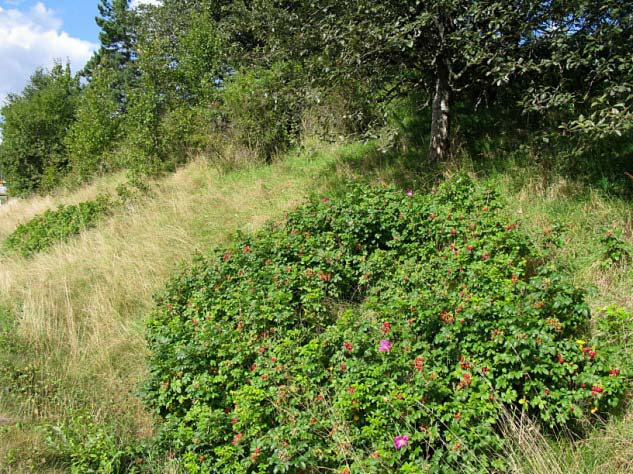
[0,135,631,472]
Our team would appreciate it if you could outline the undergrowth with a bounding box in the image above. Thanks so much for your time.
[143,177,627,472]
[3,196,113,257]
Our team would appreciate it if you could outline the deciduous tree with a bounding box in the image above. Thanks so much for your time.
[0,63,79,194]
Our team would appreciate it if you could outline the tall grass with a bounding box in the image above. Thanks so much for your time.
[0,146,340,471]
[0,132,631,472]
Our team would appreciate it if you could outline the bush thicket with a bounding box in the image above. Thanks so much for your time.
[222,63,305,163]
[144,177,626,472]
[3,196,113,258]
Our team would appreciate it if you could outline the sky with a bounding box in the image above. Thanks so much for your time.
[0,0,159,106]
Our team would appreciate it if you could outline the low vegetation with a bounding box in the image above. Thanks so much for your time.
[0,1,631,472]
[0,148,339,473]
[144,177,626,472]
[3,196,113,258]
[0,139,631,472]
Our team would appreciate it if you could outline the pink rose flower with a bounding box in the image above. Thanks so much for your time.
[393,435,409,450]
[379,340,392,352]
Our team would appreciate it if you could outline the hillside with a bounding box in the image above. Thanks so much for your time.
[1,1,633,471]
[0,145,338,472]
[0,138,631,472]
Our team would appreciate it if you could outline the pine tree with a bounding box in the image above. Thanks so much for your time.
[82,0,137,107]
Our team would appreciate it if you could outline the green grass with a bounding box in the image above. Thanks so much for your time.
[0,132,631,472]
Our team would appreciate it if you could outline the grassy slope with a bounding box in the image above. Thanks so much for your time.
[481,169,633,473]
[0,146,340,472]
[0,139,631,472]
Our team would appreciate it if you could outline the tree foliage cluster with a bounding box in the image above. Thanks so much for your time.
[0,0,631,195]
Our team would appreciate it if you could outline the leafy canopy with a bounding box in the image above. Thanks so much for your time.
[0,63,79,195]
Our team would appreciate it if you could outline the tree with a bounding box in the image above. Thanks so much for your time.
[517,0,633,139]
[82,0,138,108]
[281,1,550,162]
[0,63,79,195]
[115,1,224,169]
[65,65,124,180]
[258,1,632,161]
[133,0,224,106]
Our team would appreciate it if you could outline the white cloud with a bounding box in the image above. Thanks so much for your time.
[0,2,97,105]
[130,0,162,9]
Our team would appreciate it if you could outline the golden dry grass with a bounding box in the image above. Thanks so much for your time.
[0,148,337,470]
[0,140,631,472]
[500,406,633,474]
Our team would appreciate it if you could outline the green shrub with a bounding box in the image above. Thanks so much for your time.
[600,227,631,269]
[144,177,626,472]
[593,305,633,372]
[302,83,378,141]
[65,65,124,181]
[3,196,113,257]
[44,412,139,474]
[115,86,165,176]
[157,104,220,166]
[222,62,304,162]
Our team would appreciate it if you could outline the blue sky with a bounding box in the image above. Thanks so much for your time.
[0,0,158,105]
[27,1,102,43]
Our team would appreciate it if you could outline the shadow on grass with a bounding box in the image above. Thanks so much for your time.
[318,105,633,203]
[318,141,443,197]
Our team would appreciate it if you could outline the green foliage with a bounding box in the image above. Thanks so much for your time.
[594,305,633,352]
[44,412,139,474]
[0,63,79,195]
[65,66,124,181]
[133,2,223,107]
[144,177,626,472]
[266,1,563,161]
[246,1,633,160]
[106,3,225,174]
[222,63,305,162]
[83,0,137,90]
[600,227,631,269]
[302,83,379,141]
[96,0,135,67]
[5,0,633,193]
[520,1,633,139]
[3,196,113,258]
[168,7,223,104]
[117,85,165,174]
[157,105,220,165]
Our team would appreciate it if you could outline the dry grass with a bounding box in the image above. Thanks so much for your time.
[500,406,633,474]
[0,140,631,472]
[500,408,568,474]
[492,173,633,312]
[0,148,336,470]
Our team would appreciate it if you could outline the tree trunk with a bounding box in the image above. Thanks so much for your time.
[428,61,451,163]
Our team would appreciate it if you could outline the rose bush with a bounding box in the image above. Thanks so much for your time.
[144,177,625,472]
[3,195,112,257]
